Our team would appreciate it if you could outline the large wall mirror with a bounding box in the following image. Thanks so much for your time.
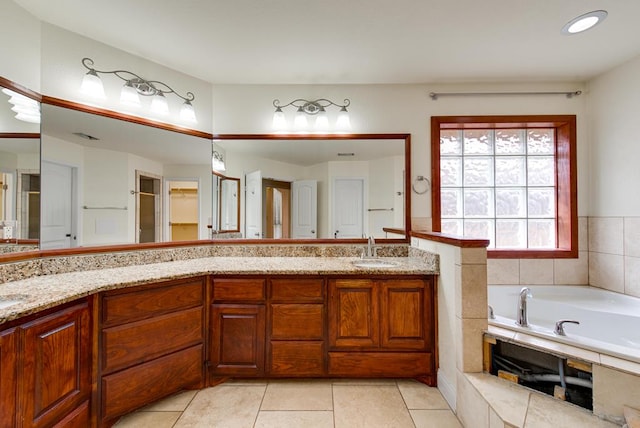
[0,81,41,254]
[214,134,410,240]
[39,101,213,250]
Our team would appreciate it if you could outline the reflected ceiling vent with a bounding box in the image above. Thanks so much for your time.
[337,152,355,157]
[73,132,100,141]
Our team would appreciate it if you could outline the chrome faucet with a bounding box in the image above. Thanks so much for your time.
[516,287,532,327]
[362,236,377,258]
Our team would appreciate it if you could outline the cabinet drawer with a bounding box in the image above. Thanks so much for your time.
[270,278,324,302]
[213,278,265,302]
[270,341,324,376]
[102,345,202,421]
[328,352,433,377]
[102,278,204,327]
[102,307,203,374]
[270,304,323,340]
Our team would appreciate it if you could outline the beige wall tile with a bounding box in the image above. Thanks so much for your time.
[525,392,618,427]
[487,259,519,285]
[333,385,414,428]
[624,217,640,257]
[579,216,589,251]
[519,259,554,285]
[625,256,640,297]
[489,407,504,428]
[457,318,487,373]
[589,217,624,255]
[593,364,640,425]
[465,373,529,428]
[461,248,487,265]
[554,251,588,284]
[456,372,489,428]
[459,264,488,318]
[589,252,624,292]
[411,409,462,428]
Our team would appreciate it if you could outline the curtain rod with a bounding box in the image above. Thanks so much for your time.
[429,90,582,100]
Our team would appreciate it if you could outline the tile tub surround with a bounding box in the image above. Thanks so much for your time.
[0,243,425,285]
[114,379,461,428]
[457,373,619,428]
[0,254,437,325]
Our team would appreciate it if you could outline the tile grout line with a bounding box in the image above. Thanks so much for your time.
[252,381,269,428]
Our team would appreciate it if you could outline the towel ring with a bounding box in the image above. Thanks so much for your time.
[412,175,430,195]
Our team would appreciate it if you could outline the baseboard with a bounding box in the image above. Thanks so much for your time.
[437,369,456,411]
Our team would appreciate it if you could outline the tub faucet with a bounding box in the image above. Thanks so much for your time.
[554,320,580,336]
[516,287,532,327]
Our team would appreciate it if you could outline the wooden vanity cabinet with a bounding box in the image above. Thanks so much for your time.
[99,277,206,425]
[268,278,325,376]
[0,301,93,428]
[328,277,436,383]
[210,278,266,378]
[0,328,18,428]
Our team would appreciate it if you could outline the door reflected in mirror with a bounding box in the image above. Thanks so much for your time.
[218,176,239,232]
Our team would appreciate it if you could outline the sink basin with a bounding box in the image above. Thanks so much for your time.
[351,259,399,268]
[0,294,28,310]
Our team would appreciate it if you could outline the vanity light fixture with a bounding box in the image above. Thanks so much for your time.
[80,57,197,123]
[272,98,351,133]
[561,10,607,35]
[212,150,226,172]
[1,88,40,124]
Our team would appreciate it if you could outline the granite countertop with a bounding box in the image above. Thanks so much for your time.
[0,256,437,325]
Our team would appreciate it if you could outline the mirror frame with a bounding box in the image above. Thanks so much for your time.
[0,90,411,264]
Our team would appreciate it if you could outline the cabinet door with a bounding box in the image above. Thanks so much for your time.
[0,328,18,428]
[210,304,265,376]
[21,303,91,428]
[329,279,379,348]
[380,279,432,350]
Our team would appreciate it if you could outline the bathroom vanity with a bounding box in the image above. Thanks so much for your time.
[0,255,437,427]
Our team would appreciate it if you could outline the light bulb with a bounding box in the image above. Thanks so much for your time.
[120,82,141,107]
[336,106,351,132]
[294,106,308,131]
[315,107,329,132]
[80,70,106,99]
[272,107,286,131]
[150,92,169,115]
[180,100,197,123]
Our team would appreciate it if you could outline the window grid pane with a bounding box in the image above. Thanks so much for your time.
[440,127,556,249]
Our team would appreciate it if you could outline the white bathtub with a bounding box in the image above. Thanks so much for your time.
[488,285,640,363]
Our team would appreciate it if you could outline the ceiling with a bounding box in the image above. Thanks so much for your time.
[13,0,640,85]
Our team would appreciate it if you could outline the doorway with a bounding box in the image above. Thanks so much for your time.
[263,179,291,239]
[167,179,199,241]
[136,171,162,243]
[18,172,40,239]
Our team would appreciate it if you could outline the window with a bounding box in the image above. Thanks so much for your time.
[431,116,577,258]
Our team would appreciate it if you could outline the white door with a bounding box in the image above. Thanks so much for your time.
[41,161,73,249]
[333,178,364,238]
[245,170,262,239]
[292,180,317,238]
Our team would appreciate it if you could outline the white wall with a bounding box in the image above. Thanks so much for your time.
[587,55,640,217]
[39,24,213,134]
[0,1,41,92]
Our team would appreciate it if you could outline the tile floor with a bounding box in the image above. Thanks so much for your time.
[114,379,462,428]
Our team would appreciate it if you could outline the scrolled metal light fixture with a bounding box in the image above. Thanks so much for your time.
[80,57,197,123]
[272,98,351,133]
[212,150,226,172]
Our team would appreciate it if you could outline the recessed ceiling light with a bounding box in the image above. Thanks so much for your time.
[562,10,607,35]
